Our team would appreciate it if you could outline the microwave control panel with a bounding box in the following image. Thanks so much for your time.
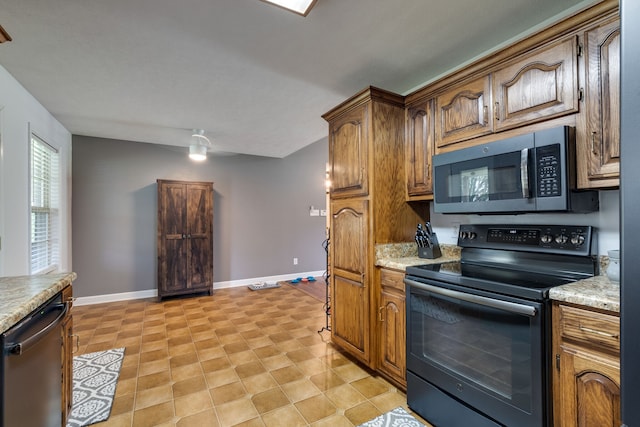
[535,144,561,197]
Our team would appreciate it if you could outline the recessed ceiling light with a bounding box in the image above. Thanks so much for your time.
[260,0,318,16]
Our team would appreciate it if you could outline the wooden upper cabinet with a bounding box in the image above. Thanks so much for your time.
[406,99,435,199]
[493,37,579,131]
[327,105,369,198]
[435,75,493,148]
[579,18,620,187]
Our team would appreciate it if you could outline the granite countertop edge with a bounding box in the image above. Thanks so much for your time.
[375,243,620,313]
[548,275,620,313]
[0,272,77,334]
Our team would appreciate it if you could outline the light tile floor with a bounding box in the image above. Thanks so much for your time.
[73,285,432,427]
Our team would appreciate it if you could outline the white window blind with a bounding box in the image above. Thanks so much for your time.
[30,134,60,274]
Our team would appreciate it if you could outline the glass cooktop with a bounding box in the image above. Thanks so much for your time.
[406,261,588,301]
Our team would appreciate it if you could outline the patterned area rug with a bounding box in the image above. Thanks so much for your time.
[66,347,125,427]
[358,406,427,427]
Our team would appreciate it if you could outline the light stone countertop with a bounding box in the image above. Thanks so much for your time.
[375,243,619,312]
[549,274,620,313]
[375,243,461,271]
[0,272,76,334]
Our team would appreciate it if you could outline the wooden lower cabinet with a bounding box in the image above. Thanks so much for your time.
[376,268,406,389]
[61,284,74,425]
[330,199,371,365]
[552,302,620,427]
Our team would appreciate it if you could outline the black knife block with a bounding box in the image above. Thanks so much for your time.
[417,233,442,259]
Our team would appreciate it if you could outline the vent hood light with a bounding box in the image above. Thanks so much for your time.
[260,0,317,16]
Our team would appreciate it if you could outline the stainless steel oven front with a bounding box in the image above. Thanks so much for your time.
[405,276,548,427]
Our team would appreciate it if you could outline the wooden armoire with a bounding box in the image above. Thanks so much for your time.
[157,179,214,299]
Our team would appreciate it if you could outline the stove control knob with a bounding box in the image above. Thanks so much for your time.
[468,232,477,240]
[541,234,553,244]
[555,234,569,244]
[460,231,469,240]
[571,234,586,246]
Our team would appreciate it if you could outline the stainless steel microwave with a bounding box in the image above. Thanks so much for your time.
[432,126,599,214]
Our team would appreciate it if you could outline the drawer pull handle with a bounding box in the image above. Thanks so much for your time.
[579,324,618,339]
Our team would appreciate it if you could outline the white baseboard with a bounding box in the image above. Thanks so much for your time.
[73,270,325,306]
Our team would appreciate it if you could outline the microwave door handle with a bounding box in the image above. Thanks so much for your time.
[521,148,530,198]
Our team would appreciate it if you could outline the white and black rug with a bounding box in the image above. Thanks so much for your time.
[66,347,125,427]
[358,406,427,427]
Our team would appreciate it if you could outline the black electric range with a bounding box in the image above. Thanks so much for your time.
[405,224,599,301]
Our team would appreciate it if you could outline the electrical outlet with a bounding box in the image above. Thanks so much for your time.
[451,222,461,239]
[320,209,327,217]
[293,257,298,265]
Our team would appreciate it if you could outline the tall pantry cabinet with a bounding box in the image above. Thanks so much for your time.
[322,87,427,368]
[157,180,214,300]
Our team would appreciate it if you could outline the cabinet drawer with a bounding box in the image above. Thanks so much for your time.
[558,304,620,353]
[380,269,405,292]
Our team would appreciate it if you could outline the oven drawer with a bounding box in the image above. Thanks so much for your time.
[558,304,620,353]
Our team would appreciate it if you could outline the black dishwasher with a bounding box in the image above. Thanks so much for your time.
[1,292,68,427]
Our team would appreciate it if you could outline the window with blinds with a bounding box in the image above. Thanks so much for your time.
[30,134,60,274]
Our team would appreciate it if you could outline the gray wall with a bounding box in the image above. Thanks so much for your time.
[72,135,328,298]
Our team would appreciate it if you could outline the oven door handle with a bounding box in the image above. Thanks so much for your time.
[404,278,538,317]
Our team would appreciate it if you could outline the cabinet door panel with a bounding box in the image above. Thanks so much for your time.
[379,288,406,382]
[333,275,367,353]
[329,106,369,198]
[61,285,73,425]
[159,183,188,293]
[330,199,370,364]
[406,100,434,198]
[435,75,493,148]
[559,346,621,427]
[162,184,187,237]
[494,37,578,131]
[187,184,213,289]
[331,201,368,278]
[584,20,620,182]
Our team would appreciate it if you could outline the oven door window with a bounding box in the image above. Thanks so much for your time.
[408,285,543,414]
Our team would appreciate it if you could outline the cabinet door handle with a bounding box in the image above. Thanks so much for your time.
[591,131,598,155]
[579,324,618,339]
[483,105,488,125]
[378,306,384,322]
[71,334,80,354]
[494,102,500,121]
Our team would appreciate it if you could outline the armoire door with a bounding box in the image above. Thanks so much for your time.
[186,183,213,290]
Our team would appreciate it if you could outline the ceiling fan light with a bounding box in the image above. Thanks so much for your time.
[189,144,207,161]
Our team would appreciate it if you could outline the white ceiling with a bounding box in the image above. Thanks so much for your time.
[0,0,597,158]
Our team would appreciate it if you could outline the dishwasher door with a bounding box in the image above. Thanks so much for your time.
[1,293,67,427]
